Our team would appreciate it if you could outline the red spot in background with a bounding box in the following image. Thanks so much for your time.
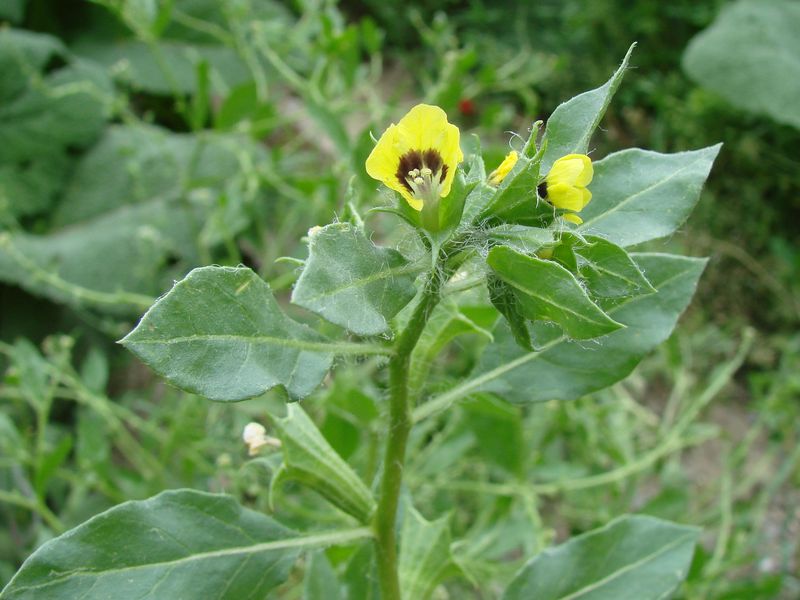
[459,98,476,117]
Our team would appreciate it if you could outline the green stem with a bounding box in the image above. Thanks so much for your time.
[373,268,445,600]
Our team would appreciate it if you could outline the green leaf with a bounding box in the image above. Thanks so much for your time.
[578,146,721,248]
[502,515,699,600]
[0,33,111,163]
[408,294,495,396]
[399,505,456,600]
[466,253,706,404]
[487,246,623,340]
[683,0,800,129]
[341,543,380,600]
[486,225,554,255]
[271,404,375,523]
[292,223,419,336]
[572,234,656,299]
[121,266,335,401]
[0,489,362,600]
[53,124,267,227]
[0,0,27,23]
[304,552,343,600]
[0,29,111,220]
[73,39,254,95]
[479,122,551,225]
[488,275,531,351]
[540,43,635,174]
[0,202,193,315]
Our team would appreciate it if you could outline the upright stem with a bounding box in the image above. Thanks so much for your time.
[373,268,445,600]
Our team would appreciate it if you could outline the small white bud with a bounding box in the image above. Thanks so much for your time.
[242,422,281,456]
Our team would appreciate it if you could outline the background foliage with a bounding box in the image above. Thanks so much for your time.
[1,0,798,597]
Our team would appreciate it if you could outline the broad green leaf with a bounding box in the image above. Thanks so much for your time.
[292,223,419,336]
[121,266,335,401]
[0,29,111,219]
[540,43,635,174]
[466,253,706,404]
[488,275,531,350]
[0,489,319,600]
[0,124,268,314]
[572,234,656,298]
[0,54,111,163]
[683,0,800,129]
[487,246,623,340]
[53,124,267,227]
[0,201,196,315]
[0,152,71,219]
[0,29,65,104]
[271,404,375,523]
[304,552,344,600]
[486,224,554,255]
[399,505,456,600]
[73,39,253,95]
[579,146,720,248]
[503,515,699,600]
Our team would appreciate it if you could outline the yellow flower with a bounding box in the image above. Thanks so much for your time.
[541,154,593,224]
[366,104,463,211]
[488,151,519,185]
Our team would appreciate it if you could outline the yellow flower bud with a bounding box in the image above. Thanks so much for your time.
[488,151,519,185]
[542,154,594,223]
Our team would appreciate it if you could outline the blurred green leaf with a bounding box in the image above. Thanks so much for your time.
[271,404,375,523]
[0,29,111,220]
[304,552,343,600]
[487,245,623,340]
[540,43,635,174]
[73,39,251,95]
[409,295,495,396]
[292,223,419,336]
[683,0,800,129]
[341,543,379,600]
[122,266,334,401]
[0,0,27,23]
[0,201,195,315]
[503,515,699,600]
[0,490,301,599]
[467,253,706,404]
[399,505,456,600]
[578,146,721,247]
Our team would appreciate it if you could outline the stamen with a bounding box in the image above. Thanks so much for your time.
[395,148,447,204]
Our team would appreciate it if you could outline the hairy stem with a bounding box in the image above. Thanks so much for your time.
[373,268,445,600]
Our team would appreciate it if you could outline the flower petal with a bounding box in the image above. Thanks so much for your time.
[580,187,592,209]
[547,182,585,211]
[366,123,402,184]
[563,213,583,224]
[573,154,593,187]
[546,153,593,188]
[438,121,463,198]
[397,104,450,150]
